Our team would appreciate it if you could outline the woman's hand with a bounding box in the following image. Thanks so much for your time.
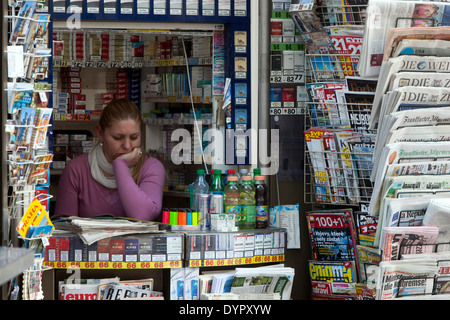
[117,148,142,167]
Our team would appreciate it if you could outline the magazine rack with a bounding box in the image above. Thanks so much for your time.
[314,4,367,27]
[306,53,361,82]
[304,147,374,205]
[300,1,374,207]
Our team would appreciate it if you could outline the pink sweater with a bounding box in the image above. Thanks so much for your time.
[54,153,165,221]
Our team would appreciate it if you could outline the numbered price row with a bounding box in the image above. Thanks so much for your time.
[270,107,305,116]
[53,57,212,69]
[188,254,285,267]
[44,260,182,269]
[53,113,95,121]
[270,74,304,84]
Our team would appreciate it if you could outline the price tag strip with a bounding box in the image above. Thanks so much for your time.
[270,107,305,115]
[43,260,182,269]
[188,254,285,268]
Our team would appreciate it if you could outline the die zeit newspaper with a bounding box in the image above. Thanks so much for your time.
[369,56,450,129]
[306,210,359,281]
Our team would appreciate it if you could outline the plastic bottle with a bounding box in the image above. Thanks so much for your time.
[239,176,256,230]
[223,169,236,186]
[238,168,248,185]
[255,175,269,229]
[253,168,261,182]
[191,169,209,210]
[209,169,224,195]
[224,176,241,218]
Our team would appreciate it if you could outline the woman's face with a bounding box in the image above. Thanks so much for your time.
[97,119,141,163]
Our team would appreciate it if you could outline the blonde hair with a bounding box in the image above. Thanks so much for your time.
[99,99,147,185]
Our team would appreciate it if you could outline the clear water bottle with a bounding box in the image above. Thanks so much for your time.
[238,168,248,185]
[191,169,209,210]
[239,176,256,230]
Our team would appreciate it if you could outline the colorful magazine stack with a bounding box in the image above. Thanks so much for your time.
[306,209,374,299]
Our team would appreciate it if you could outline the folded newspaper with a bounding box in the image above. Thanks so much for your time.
[402,251,450,296]
[380,226,439,261]
[373,175,450,247]
[52,216,164,245]
[230,267,295,300]
[383,27,450,62]
[369,141,450,216]
[376,260,439,300]
[369,56,450,129]
[373,107,450,164]
[423,198,450,251]
[360,0,450,78]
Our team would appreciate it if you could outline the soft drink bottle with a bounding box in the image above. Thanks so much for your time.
[209,169,224,195]
[253,168,261,182]
[255,175,268,229]
[239,176,256,229]
[224,176,241,219]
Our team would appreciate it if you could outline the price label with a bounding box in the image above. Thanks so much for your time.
[68,114,92,121]
[43,260,182,269]
[187,254,285,267]
[270,74,304,84]
[270,108,303,115]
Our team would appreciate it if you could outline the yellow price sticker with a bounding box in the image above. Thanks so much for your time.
[44,260,182,269]
[188,255,285,268]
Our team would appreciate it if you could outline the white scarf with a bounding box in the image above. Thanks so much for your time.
[88,143,133,189]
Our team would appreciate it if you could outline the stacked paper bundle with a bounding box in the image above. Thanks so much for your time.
[361,0,450,300]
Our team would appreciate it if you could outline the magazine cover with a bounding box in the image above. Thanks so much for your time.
[356,245,380,285]
[306,209,358,264]
[309,260,357,283]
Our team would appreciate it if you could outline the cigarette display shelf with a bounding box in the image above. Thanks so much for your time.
[185,228,287,268]
[42,228,287,270]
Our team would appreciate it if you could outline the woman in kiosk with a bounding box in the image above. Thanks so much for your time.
[55,99,165,221]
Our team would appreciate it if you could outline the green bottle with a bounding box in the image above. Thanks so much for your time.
[253,168,261,182]
[209,169,224,195]
[239,176,256,230]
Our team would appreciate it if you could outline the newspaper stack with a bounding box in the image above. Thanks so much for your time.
[359,0,450,78]
[198,265,295,300]
[230,266,295,300]
[358,4,450,299]
[52,216,164,245]
[377,251,450,299]
[376,260,439,300]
